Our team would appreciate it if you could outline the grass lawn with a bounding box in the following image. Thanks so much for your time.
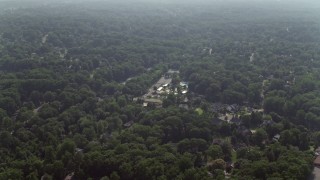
[195,108,204,115]
[310,146,315,151]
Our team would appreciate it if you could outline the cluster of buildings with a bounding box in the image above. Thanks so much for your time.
[156,82,188,96]
[137,70,189,108]
[210,102,265,126]
[142,81,189,108]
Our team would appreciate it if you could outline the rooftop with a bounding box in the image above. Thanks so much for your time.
[144,98,163,104]
[314,156,320,166]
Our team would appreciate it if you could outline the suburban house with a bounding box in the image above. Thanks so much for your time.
[144,98,163,107]
[314,156,320,166]
[315,147,320,156]
[124,120,134,128]
[272,134,281,142]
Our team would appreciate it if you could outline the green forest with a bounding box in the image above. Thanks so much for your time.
[0,0,320,179]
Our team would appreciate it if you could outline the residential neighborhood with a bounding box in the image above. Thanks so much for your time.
[139,70,189,108]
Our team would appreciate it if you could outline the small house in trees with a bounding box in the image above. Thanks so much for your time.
[64,172,74,180]
[144,98,163,108]
[212,139,223,145]
[75,148,83,153]
[226,104,240,113]
[315,147,320,156]
[273,134,281,142]
[314,156,320,166]
[124,120,134,128]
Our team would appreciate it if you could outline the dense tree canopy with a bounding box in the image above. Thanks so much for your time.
[0,0,319,179]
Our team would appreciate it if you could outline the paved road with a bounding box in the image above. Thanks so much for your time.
[42,34,48,44]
